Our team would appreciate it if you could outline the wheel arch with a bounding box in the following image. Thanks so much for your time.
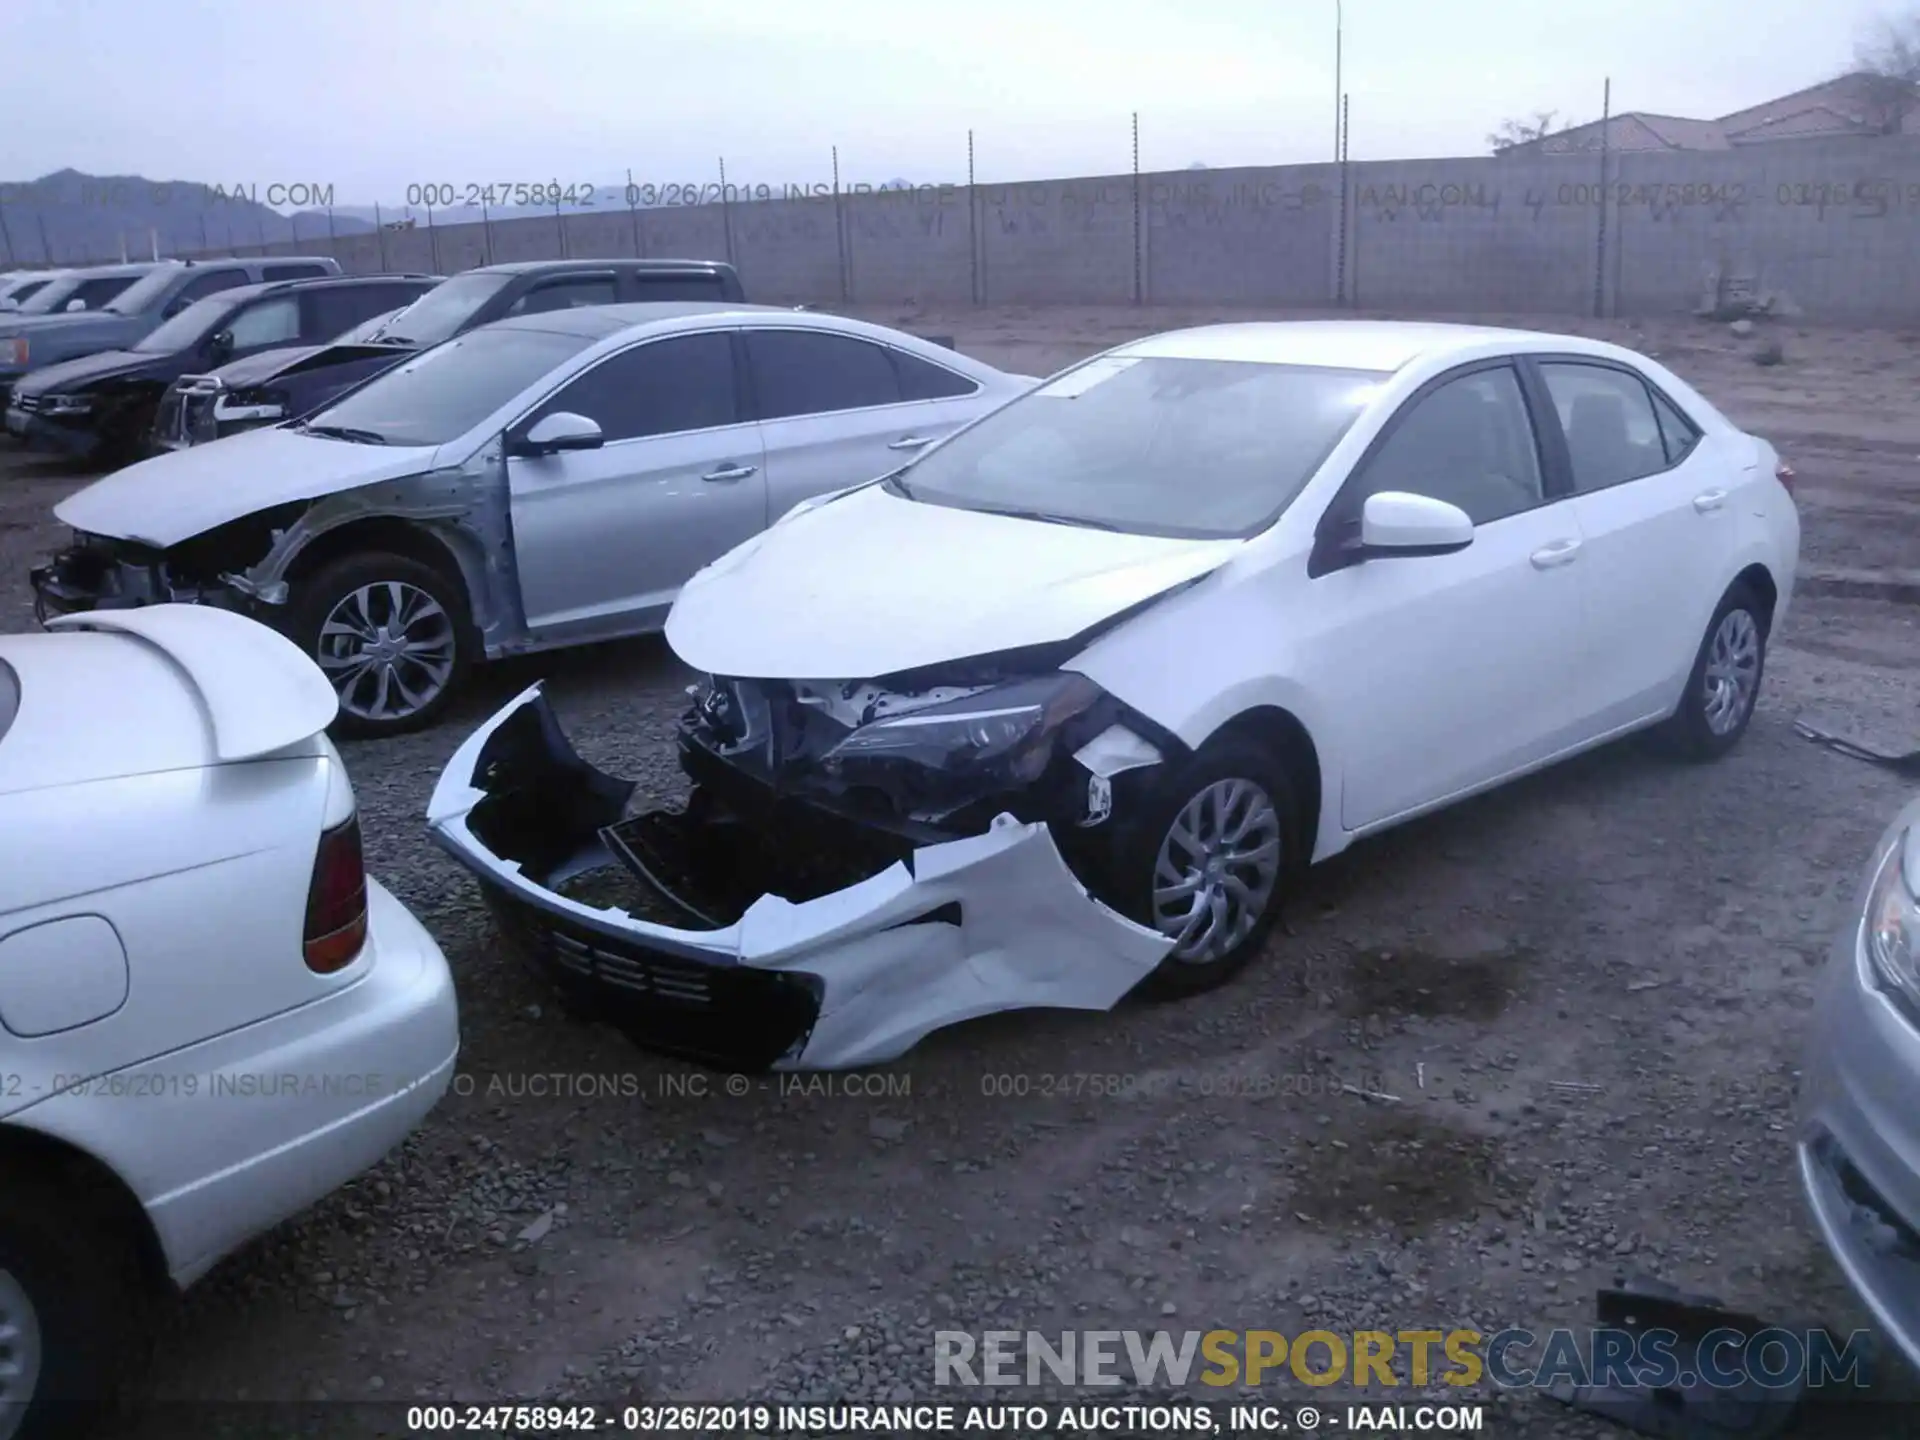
[1195,704,1325,868]
[0,1120,173,1295]
[1731,561,1778,630]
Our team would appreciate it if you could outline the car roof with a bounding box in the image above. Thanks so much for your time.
[209,273,441,306]
[488,301,788,339]
[64,261,171,279]
[1118,320,1605,373]
[470,258,736,276]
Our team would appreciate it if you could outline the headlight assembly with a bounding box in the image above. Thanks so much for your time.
[1865,826,1920,1005]
[41,394,91,416]
[823,672,1102,783]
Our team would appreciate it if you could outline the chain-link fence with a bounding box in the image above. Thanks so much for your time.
[8,111,1920,325]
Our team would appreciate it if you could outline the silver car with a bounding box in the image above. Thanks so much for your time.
[1799,794,1920,1368]
[32,303,1035,736]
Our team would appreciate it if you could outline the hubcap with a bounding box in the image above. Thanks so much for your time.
[1151,777,1284,965]
[1702,607,1761,736]
[316,581,456,724]
[0,1267,42,1440]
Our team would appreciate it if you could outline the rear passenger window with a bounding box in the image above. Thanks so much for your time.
[1539,362,1668,493]
[746,330,901,418]
[891,348,978,400]
[629,275,726,301]
[263,263,329,281]
[508,277,618,315]
[1652,391,1701,465]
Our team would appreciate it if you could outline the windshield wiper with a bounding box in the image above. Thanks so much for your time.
[958,504,1128,532]
[297,422,389,445]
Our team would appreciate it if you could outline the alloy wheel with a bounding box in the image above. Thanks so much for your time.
[0,1267,41,1440]
[1150,777,1284,964]
[316,580,457,725]
[1702,607,1761,736]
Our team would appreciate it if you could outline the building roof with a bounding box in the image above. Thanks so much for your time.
[1502,72,1914,155]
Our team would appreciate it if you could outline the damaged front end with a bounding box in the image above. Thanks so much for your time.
[28,507,305,624]
[426,679,1178,1071]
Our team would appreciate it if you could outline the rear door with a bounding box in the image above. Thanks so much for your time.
[742,327,984,519]
[1525,356,1731,731]
[506,329,766,642]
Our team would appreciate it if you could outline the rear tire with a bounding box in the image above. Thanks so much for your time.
[1655,581,1769,761]
[287,551,474,740]
[1108,735,1300,1001]
[0,1171,152,1440]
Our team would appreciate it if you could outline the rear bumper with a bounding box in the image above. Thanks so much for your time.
[426,685,1171,1071]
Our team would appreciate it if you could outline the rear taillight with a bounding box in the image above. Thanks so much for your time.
[1775,459,1796,495]
[304,815,368,973]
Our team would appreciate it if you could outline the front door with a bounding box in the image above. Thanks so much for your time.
[1306,362,1593,830]
[507,329,767,642]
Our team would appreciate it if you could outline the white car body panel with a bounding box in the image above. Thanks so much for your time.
[431,320,1800,1066]
[52,424,444,550]
[0,606,457,1286]
[425,685,1170,1070]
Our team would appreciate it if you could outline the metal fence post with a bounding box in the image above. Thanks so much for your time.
[374,204,389,269]
[1594,77,1611,319]
[719,156,736,269]
[968,129,979,306]
[1337,93,1351,306]
[626,168,643,258]
[833,146,849,304]
[1132,112,1143,305]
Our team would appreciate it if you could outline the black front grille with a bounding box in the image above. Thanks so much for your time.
[484,890,824,1070]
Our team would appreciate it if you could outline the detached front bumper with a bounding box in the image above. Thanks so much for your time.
[30,540,255,626]
[426,685,1172,1071]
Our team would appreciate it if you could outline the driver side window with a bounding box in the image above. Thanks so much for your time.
[1356,365,1544,525]
[224,296,301,351]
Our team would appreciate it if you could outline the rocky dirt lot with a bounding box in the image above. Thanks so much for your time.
[3,304,1919,1437]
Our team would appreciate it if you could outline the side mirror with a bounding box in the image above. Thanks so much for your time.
[515,411,603,456]
[204,330,234,363]
[64,298,87,312]
[1357,491,1475,556]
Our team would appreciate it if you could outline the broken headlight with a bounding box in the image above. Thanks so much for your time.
[1866,826,1920,1006]
[822,672,1102,784]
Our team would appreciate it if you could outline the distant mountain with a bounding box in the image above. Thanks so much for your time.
[0,169,373,265]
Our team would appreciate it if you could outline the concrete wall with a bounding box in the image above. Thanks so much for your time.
[189,135,1920,324]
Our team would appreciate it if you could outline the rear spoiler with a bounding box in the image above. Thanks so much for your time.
[46,604,337,761]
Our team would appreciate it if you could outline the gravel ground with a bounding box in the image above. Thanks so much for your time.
[3,303,1919,1438]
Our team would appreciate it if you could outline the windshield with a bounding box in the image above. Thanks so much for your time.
[306,326,594,447]
[376,272,511,346]
[132,294,239,353]
[2,277,52,306]
[102,267,182,315]
[893,355,1386,539]
[335,306,405,344]
[16,275,86,314]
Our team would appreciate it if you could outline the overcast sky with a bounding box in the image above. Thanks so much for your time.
[0,0,1900,203]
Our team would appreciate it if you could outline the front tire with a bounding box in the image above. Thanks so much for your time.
[1110,736,1300,1000]
[0,1175,151,1439]
[1657,581,1769,760]
[288,551,474,739]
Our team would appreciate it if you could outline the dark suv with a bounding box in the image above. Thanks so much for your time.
[161,258,746,449]
[11,273,439,465]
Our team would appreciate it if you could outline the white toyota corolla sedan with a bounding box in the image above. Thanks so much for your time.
[0,605,458,1435]
[428,320,1799,1071]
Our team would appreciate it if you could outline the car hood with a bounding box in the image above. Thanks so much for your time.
[14,348,157,396]
[54,425,443,548]
[210,340,414,389]
[0,312,135,338]
[665,483,1246,680]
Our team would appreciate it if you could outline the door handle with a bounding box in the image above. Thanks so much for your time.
[1529,538,1582,569]
[701,463,757,482]
[887,434,934,451]
[1692,489,1728,513]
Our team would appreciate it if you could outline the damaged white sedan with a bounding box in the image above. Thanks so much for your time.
[429,321,1801,1070]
